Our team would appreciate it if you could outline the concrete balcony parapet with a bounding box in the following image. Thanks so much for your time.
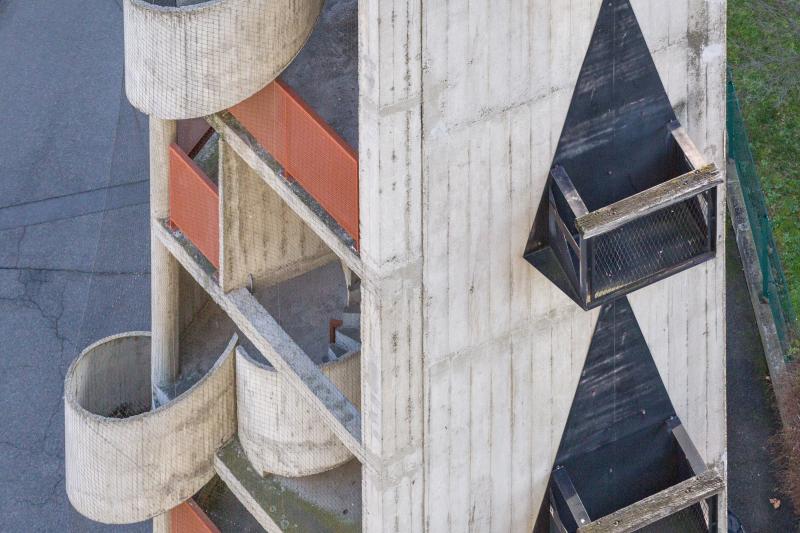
[123,0,324,119]
[64,332,236,524]
[236,345,361,477]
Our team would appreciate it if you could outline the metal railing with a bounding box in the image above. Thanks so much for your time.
[727,66,798,353]
[229,80,359,248]
[547,124,720,309]
[169,143,220,269]
[171,500,220,533]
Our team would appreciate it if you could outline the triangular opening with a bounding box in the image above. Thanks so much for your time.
[533,298,694,531]
[523,0,717,310]
[527,0,679,252]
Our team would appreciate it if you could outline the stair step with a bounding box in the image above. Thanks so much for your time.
[327,343,348,361]
[335,327,361,352]
[342,308,360,329]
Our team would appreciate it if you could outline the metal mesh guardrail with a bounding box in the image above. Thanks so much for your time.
[590,191,714,301]
[169,143,221,269]
[545,161,718,309]
[727,66,798,353]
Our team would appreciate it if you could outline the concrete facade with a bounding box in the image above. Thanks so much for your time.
[65,0,727,531]
[359,0,726,530]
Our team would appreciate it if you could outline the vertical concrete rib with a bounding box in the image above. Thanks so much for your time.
[150,118,179,533]
[152,509,170,533]
[150,118,180,397]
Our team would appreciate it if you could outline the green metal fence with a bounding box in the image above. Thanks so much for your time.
[727,66,798,354]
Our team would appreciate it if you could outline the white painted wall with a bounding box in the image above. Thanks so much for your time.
[359,1,726,531]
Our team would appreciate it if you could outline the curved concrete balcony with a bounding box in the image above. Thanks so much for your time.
[65,332,236,524]
[236,345,360,477]
[123,0,324,119]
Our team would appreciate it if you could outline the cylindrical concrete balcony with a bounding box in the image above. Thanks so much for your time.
[123,0,324,119]
[65,332,236,524]
[236,345,360,477]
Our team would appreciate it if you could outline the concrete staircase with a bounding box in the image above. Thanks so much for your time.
[325,277,361,363]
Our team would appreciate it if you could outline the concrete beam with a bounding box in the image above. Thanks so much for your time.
[206,113,364,279]
[150,118,181,400]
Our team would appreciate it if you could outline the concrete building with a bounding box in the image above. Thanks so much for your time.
[64,0,727,531]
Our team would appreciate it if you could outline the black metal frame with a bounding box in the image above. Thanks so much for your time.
[546,122,721,310]
[549,418,721,533]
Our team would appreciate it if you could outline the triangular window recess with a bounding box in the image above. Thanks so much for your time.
[524,0,721,310]
[536,299,723,532]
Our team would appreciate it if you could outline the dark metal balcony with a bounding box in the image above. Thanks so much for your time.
[528,121,721,309]
[548,417,724,533]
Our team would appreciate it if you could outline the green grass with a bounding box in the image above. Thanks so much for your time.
[728,0,800,313]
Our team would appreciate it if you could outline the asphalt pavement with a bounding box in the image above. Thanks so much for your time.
[0,1,149,531]
[726,223,798,532]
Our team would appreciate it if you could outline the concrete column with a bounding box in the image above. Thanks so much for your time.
[150,118,179,533]
[150,118,180,400]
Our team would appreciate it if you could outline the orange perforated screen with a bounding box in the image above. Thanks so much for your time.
[177,119,213,158]
[169,144,220,268]
[229,80,359,248]
[171,500,220,533]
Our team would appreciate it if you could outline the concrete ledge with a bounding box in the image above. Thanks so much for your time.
[214,438,360,532]
[123,0,324,119]
[237,346,360,477]
[65,332,237,524]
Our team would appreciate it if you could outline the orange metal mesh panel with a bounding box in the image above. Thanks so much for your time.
[169,144,220,268]
[177,119,214,159]
[229,80,359,247]
[171,500,220,533]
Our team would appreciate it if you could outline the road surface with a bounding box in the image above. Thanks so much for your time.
[0,0,149,530]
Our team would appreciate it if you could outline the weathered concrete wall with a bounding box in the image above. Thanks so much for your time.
[236,346,361,477]
[219,139,334,293]
[628,0,728,521]
[65,332,236,524]
[123,0,324,119]
[358,0,425,530]
[359,0,726,531]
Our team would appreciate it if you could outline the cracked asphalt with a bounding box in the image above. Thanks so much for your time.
[0,0,149,531]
